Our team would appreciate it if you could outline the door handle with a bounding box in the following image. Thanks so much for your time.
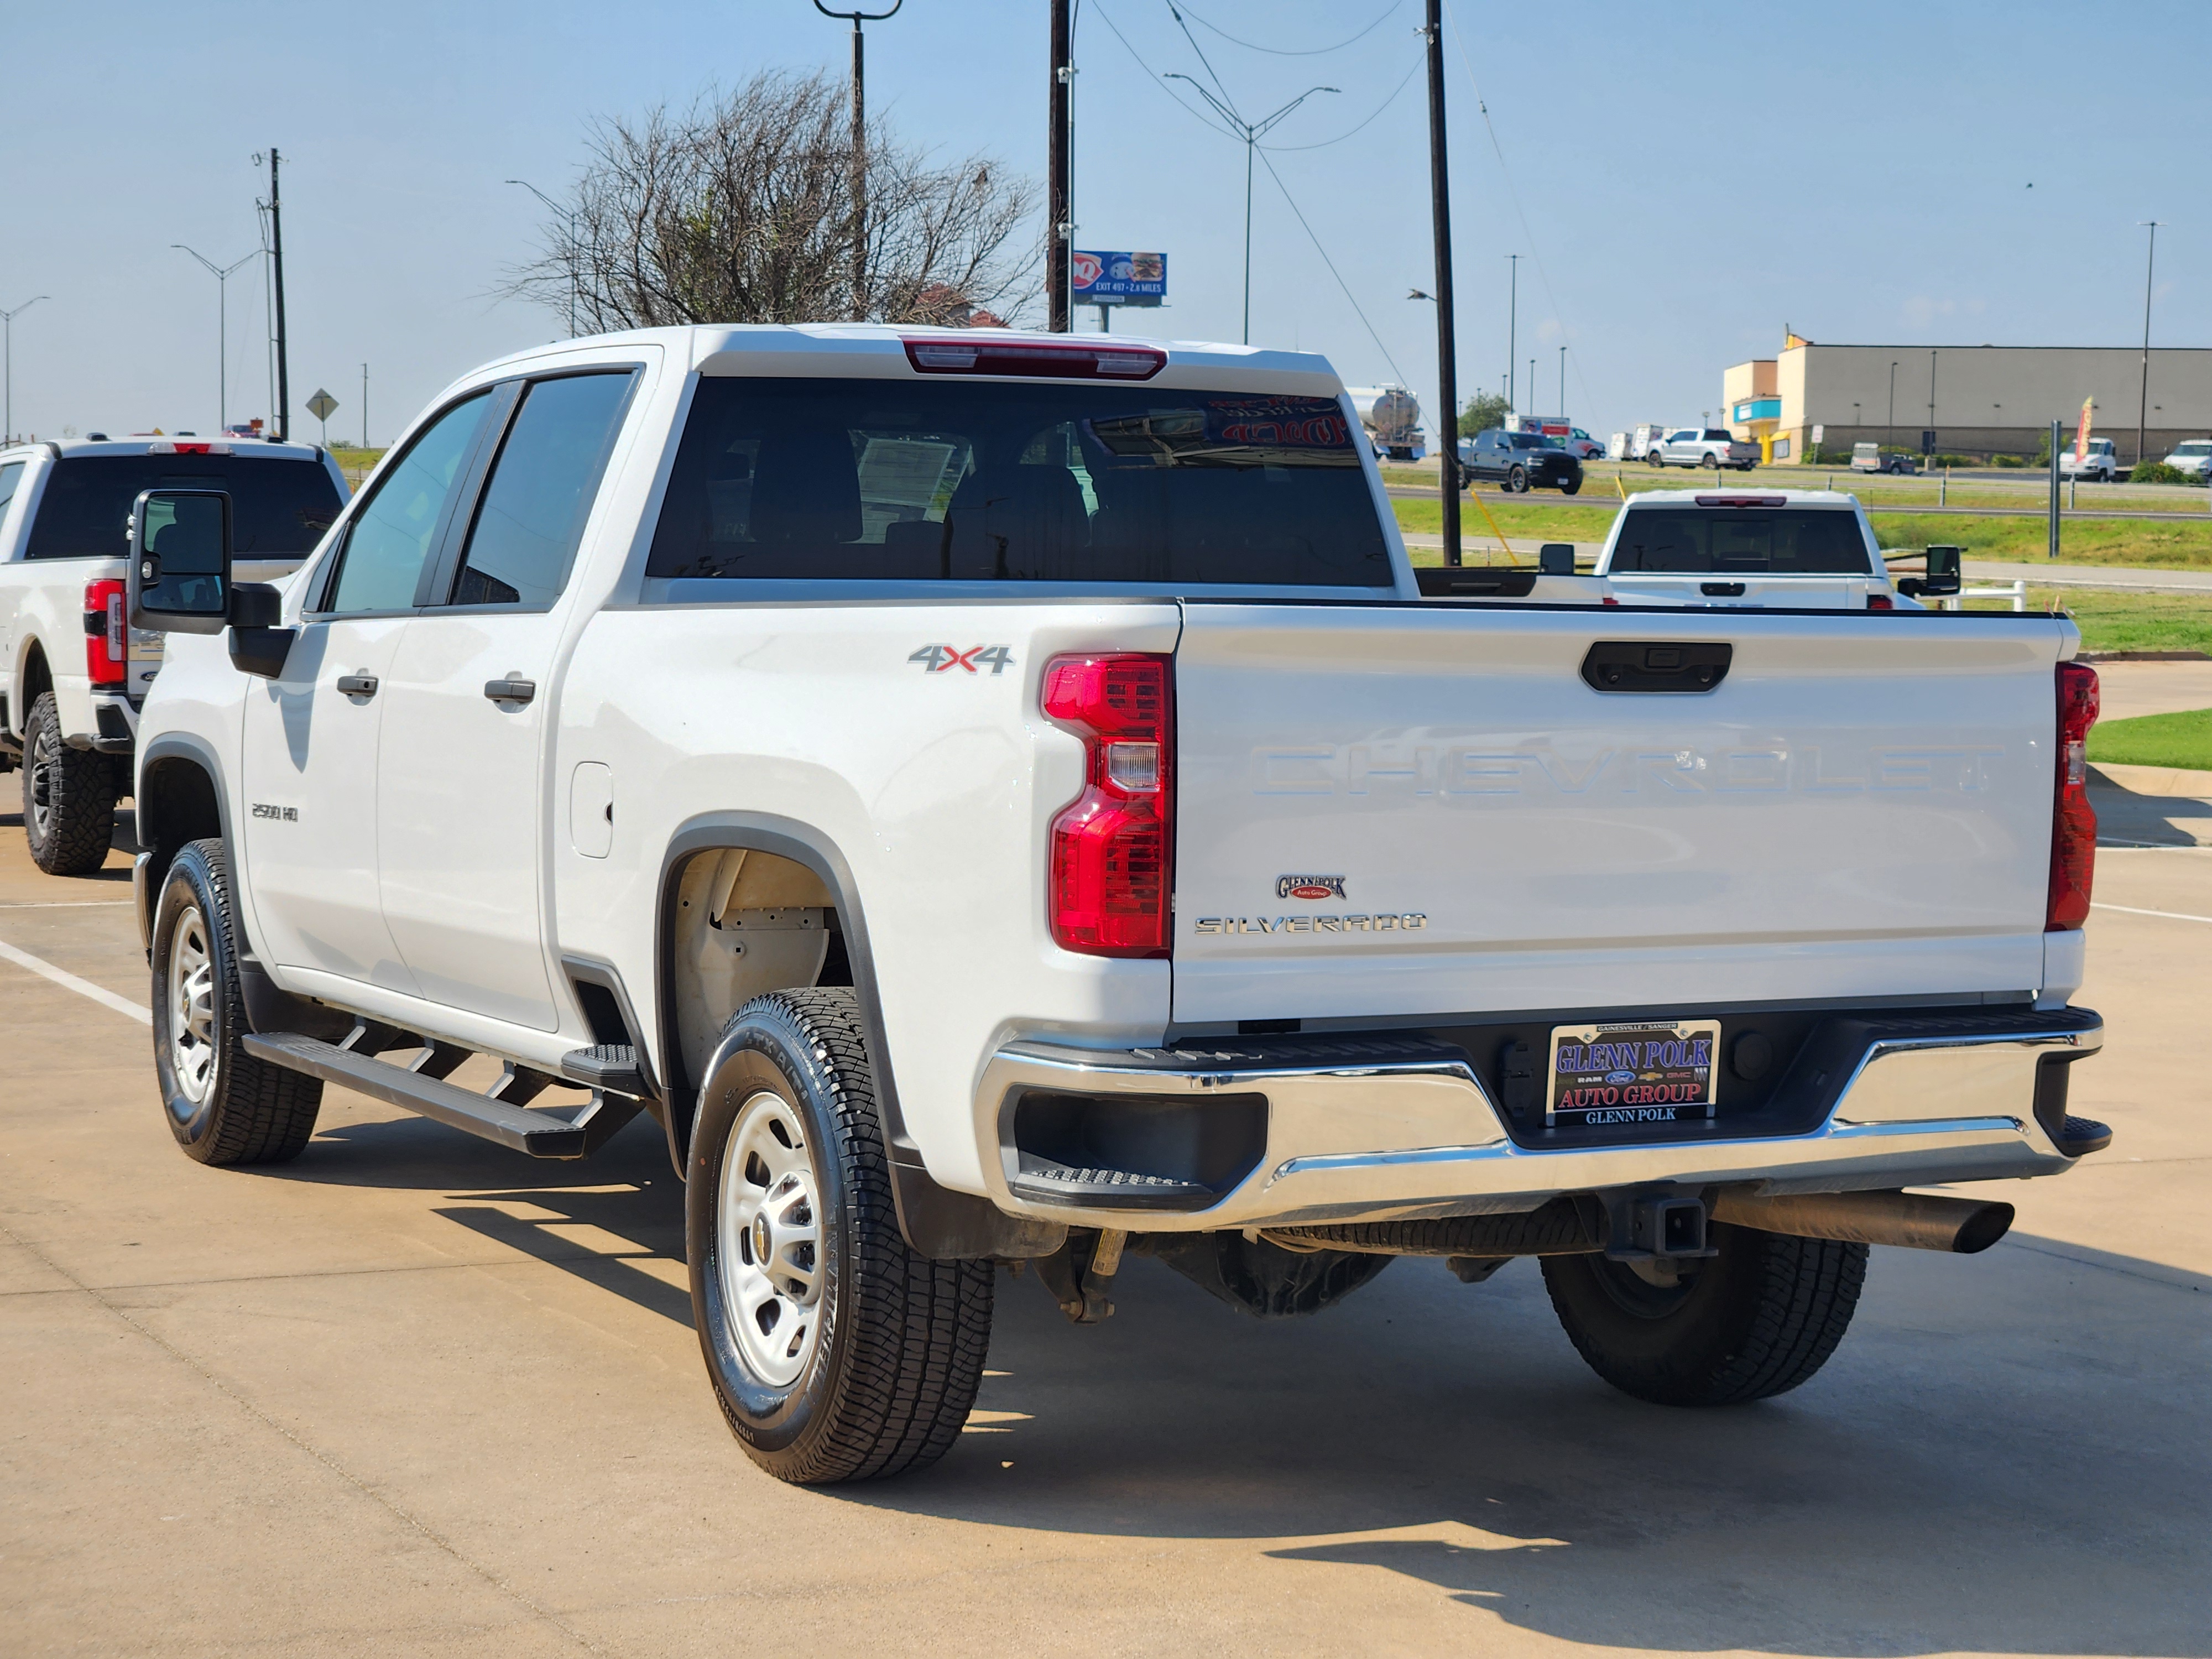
[483,677,536,705]
[336,673,379,698]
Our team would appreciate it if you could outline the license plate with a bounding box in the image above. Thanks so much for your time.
[1546,1019,1720,1130]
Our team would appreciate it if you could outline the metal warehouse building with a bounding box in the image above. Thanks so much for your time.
[1722,336,2212,464]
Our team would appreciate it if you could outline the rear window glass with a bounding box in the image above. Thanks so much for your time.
[26,455,342,560]
[1608,508,1871,574]
[646,377,1390,586]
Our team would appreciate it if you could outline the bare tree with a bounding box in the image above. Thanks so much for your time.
[511,72,1039,331]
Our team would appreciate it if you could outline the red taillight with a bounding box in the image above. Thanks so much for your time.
[2047,661,2100,930]
[1043,653,1173,957]
[903,337,1166,380]
[1866,593,1895,611]
[85,578,127,689]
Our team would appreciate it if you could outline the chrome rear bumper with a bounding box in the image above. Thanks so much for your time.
[975,1010,2101,1231]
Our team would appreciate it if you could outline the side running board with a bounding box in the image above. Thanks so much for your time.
[243,1031,641,1160]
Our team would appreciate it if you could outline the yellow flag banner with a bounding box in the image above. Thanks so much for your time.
[2075,397,2094,465]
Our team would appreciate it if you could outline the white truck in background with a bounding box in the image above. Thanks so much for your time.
[127,323,2107,1493]
[0,436,344,872]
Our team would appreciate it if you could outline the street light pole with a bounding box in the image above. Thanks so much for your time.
[1,295,48,444]
[1166,75,1337,345]
[2137,220,2163,467]
[1887,359,1897,451]
[1419,0,1458,566]
[1558,345,1566,418]
[173,247,256,433]
[1504,253,1518,411]
[506,179,578,337]
[815,1,902,321]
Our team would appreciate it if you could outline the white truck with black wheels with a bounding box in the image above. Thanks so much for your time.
[129,324,2111,1485]
[0,436,344,872]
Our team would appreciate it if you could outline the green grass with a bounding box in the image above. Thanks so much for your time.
[326,445,387,490]
[1955,588,2212,655]
[1868,512,2212,568]
[2087,707,2212,771]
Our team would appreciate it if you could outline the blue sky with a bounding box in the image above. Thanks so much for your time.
[2,0,2205,447]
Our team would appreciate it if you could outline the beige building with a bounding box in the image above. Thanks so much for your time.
[1722,336,2212,464]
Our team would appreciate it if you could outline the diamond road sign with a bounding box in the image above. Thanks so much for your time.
[306,388,338,422]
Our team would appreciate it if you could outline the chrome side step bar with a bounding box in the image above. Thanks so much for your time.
[243,1030,641,1160]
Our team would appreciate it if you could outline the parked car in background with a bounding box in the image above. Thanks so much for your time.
[0,435,346,873]
[2060,437,2125,482]
[1460,427,1584,493]
[2161,439,2212,481]
[1648,427,1759,471]
[1624,423,1668,462]
[1562,427,1606,461]
[1851,442,1919,475]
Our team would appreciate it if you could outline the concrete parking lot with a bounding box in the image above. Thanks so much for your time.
[3,668,2209,1656]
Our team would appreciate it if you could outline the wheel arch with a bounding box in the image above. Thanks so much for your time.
[658,813,1047,1259]
[135,734,234,954]
[15,635,53,730]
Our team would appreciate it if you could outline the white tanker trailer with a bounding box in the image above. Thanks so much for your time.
[1346,385,1424,461]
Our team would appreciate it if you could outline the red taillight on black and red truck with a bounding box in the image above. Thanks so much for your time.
[2046,661,2100,931]
[1042,653,1173,958]
[84,578,127,690]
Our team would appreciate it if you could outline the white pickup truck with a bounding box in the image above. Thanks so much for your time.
[127,324,2109,1488]
[2060,437,2126,483]
[0,436,344,872]
[1595,489,1953,610]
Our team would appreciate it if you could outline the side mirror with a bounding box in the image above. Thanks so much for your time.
[1538,542,1575,576]
[127,488,232,634]
[1923,544,1963,596]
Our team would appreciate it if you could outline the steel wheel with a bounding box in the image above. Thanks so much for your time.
[718,1089,825,1388]
[165,902,217,1110]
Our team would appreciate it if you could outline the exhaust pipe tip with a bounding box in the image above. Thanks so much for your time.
[1950,1201,2015,1255]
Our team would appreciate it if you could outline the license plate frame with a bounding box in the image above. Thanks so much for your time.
[1546,1019,1721,1131]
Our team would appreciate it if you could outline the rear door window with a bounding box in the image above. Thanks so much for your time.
[646,377,1390,587]
[443,371,636,607]
[1608,508,1872,574]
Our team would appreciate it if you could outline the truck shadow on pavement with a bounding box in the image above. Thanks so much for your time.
[276,1109,2209,1655]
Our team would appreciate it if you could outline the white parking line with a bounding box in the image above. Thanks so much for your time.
[2091,902,2212,925]
[0,937,152,1024]
[0,900,133,909]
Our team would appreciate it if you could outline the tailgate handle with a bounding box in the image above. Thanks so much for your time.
[1581,641,1732,694]
[1700,581,1746,597]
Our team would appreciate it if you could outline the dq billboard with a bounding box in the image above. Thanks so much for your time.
[1073,250,1167,306]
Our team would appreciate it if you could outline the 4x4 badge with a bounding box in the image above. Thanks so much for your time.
[910,645,1014,675]
[1277,875,1346,900]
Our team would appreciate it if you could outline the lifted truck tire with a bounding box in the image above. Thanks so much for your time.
[686,988,993,1484]
[22,692,117,876]
[1541,1221,1867,1407]
[152,838,325,1164]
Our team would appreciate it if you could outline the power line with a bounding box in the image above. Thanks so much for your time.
[1438,0,1604,424]
[1089,3,1241,139]
[1178,0,1403,57]
[1259,49,1425,152]
[1255,147,1408,384]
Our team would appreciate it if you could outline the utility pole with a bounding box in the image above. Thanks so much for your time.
[1166,75,1336,345]
[173,246,255,434]
[361,363,369,448]
[267,148,290,441]
[1,295,47,444]
[815,2,900,321]
[1048,0,1072,331]
[2137,221,2163,467]
[1422,0,1459,566]
[1887,359,1897,451]
[2048,419,2062,561]
[506,179,579,336]
[1558,345,1566,417]
[1504,253,1518,412]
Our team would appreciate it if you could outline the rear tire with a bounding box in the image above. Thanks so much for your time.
[686,988,993,1484]
[1541,1222,1866,1406]
[152,838,324,1165]
[1506,465,1527,493]
[22,692,116,876]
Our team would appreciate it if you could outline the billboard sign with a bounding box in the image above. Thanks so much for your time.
[1073,249,1166,307]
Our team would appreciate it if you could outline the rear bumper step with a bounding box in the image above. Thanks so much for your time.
[243,1031,639,1159]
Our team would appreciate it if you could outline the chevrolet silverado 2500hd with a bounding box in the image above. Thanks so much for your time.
[0,435,345,872]
[127,325,2109,1486]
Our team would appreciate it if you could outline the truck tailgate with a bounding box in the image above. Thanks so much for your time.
[1171,603,2066,1024]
